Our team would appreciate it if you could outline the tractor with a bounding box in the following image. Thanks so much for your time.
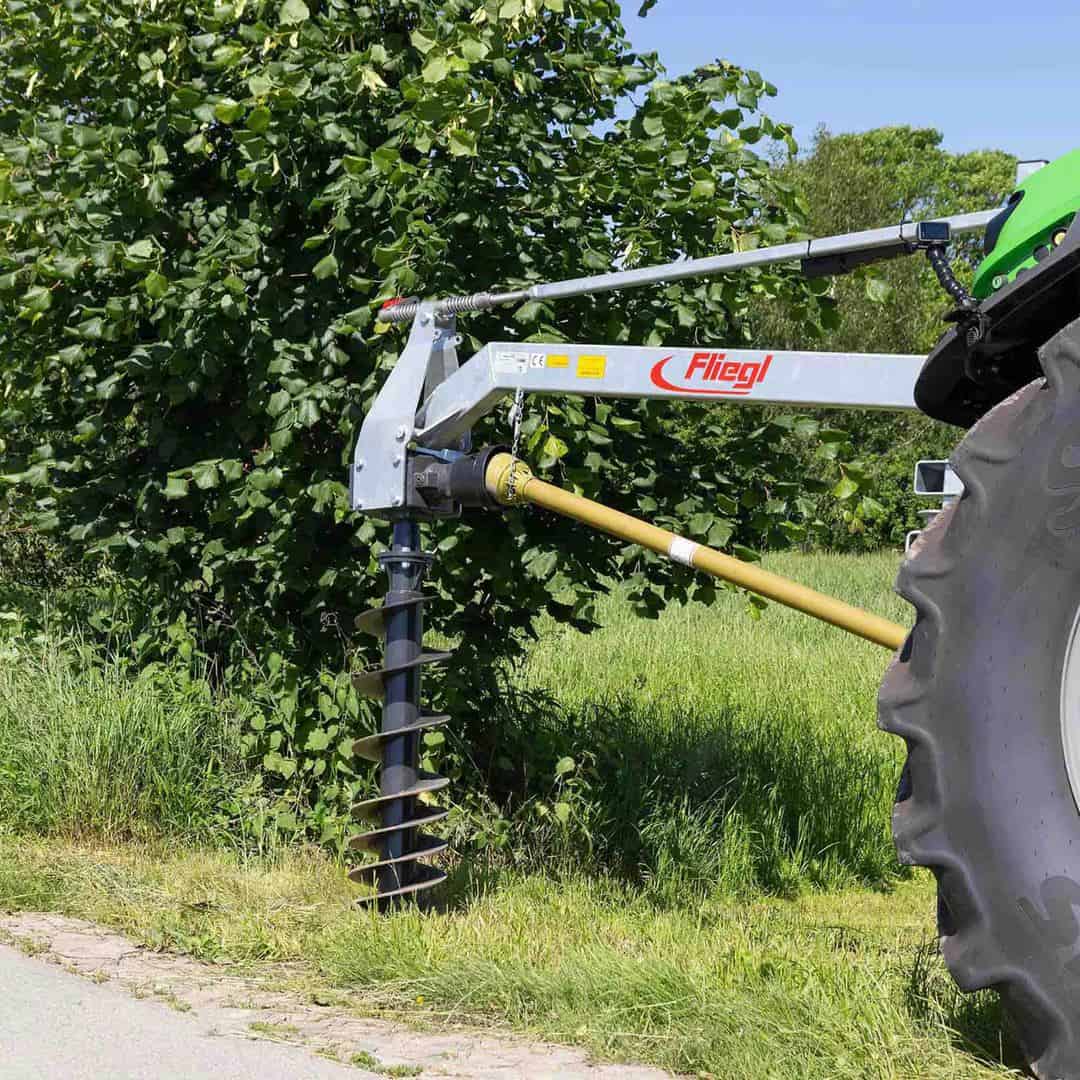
[351,147,1080,1079]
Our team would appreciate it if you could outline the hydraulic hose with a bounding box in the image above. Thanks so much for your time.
[483,453,908,652]
[926,244,976,309]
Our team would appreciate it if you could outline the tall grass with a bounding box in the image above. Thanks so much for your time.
[0,552,910,898]
[0,635,248,842]
[472,687,901,899]
[512,551,909,898]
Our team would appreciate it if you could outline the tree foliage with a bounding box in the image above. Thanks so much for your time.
[748,126,1016,546]
[783,125,1016,355]
[0,0,829,831]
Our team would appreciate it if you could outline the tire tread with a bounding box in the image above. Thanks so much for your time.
[879,320,1080,1077]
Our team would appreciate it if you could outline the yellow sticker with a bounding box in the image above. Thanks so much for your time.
[576,354,607,380]
[546,354,570,368]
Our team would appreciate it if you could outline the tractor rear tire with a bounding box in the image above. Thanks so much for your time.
[880,315,1080,1079]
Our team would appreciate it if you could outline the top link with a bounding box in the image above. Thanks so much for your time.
[373,210,998,326]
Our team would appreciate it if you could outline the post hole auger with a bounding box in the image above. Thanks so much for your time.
[349,150,1080,1080]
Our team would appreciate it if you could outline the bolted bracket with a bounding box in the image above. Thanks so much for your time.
[351,302,469,516]
[406,445,508,517]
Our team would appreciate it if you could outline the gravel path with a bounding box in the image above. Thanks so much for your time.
[0,913,671,1079]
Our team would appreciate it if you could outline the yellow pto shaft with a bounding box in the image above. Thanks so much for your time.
[484,453,907,652]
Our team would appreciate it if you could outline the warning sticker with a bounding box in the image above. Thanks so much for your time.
[547,354,570,369]
[576,355,607,379]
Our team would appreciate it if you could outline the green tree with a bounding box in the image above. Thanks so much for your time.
[0,0,826,832]
[751,126,1016,546]
[785,125,1015,354]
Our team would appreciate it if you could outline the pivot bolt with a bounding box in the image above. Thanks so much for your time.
[395,426,408,441]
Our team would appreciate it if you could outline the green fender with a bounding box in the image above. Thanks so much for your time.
[974,148,1080,299]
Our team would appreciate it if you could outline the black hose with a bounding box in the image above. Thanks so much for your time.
[926,244,976,309]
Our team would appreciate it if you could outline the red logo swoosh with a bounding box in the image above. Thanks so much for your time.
[649,355,752,396]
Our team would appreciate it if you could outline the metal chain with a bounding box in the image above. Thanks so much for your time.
[506,387,526,504]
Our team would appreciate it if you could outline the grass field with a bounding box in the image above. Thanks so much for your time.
[0,552,1026,1078]
[518,551,912,898]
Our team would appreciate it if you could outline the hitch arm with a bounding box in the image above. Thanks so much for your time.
[482,453,907,652]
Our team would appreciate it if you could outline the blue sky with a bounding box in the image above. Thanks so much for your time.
[626,1,1078,163]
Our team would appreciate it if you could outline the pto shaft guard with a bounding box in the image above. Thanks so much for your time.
[476,452,907,652]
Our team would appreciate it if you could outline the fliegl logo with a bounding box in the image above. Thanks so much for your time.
[649,352,772,396]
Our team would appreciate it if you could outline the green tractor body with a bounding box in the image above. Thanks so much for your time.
[917,147,1080,426]
[974,148,1080,299]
